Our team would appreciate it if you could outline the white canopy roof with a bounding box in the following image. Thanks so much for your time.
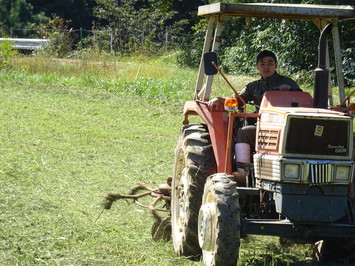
[198,3,355,20]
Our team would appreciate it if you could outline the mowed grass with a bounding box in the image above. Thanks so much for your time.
[0,61,193,265]
[0,55,351,265]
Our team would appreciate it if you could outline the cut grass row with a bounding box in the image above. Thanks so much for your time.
[0,73,194,265]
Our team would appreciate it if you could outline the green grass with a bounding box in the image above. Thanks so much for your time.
[0,55,353,265]
[9,55,258,103]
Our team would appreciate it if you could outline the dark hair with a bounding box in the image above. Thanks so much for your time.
[256,50,277,64]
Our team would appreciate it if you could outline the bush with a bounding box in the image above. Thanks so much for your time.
[220,19,318,77]
[0,40,18,67]
[343,46,355,87]
[35,17,74,58]
[174,19,206,68]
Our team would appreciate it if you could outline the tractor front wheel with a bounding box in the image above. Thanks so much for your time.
[198,173,241,266]
[314,202,355,263]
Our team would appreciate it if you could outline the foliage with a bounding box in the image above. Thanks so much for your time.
[166,0,208,34]
[221,18,318,77]
[7,55,199,106]
[35,17,74,58]
[90,0,208,55]
[0,39,18,67]
[338,19,355,87]
[174,19,206,67]
[342,47,355,87]
[1,0,354,85]
[0,0,46,36]
[92,0,172,54]
[27,0,97,32]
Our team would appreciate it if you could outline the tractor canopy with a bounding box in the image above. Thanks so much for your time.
[198,3,355,20]
[195,2,355,104]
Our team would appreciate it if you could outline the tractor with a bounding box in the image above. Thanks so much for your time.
[171,3,355,265]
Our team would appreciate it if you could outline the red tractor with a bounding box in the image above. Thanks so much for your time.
[171,3,355,265]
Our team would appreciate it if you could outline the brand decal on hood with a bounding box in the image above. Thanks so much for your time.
[314,125,324,137]
[327,144,346,153]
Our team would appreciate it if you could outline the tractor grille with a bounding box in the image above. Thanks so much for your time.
[258,130,279,151]
[254,154,353,184]
[309,162,331,184]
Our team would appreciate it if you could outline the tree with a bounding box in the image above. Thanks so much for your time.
[92,0,176,54]
[0,0,45,36]
[167,0,208,33]
[27,0,97,31]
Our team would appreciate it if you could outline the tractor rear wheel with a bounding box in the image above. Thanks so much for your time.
[198,173,241,266]
[172,123,216,257]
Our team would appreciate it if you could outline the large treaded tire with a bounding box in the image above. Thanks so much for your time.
[198,173,241,266]
[315,202,355,263]
[317,238,355,263]
[172,123,217,257]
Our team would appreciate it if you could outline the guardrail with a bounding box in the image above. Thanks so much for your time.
[0,38,50,50]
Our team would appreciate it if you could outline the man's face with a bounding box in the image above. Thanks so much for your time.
[256,56,277,79]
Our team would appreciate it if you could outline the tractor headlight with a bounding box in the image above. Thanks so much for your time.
[284,163,300,181]
[334,165,351,182]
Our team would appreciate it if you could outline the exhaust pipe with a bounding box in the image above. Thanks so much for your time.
[314,23,332,109]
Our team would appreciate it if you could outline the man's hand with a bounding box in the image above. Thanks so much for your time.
[208,97,226,111]
[278,84,291,91]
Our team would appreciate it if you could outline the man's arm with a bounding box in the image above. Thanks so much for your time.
[279,76,302,91]
[239,82,255,105]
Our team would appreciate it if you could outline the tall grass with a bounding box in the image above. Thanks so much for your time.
[9,55,257,106]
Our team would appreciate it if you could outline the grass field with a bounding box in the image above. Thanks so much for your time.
[0,55,352,265]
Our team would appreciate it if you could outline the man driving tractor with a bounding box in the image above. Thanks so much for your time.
[233,50,301,184]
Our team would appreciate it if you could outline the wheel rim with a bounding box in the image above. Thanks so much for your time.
[177,169,189,239]
[199,189,217,265]
[172,149,189,250]
[200,175,241,265]
[198,202,215,251]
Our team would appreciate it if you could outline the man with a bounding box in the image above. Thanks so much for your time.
[234,50,301,184]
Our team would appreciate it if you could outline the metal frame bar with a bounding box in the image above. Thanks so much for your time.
[201,16,224,101]
[332,19,346,102]
[195,17,216,100]
[242,219,355,240]
[313,18,345,108]
[195,15,225,101]
[198,3,355,20]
